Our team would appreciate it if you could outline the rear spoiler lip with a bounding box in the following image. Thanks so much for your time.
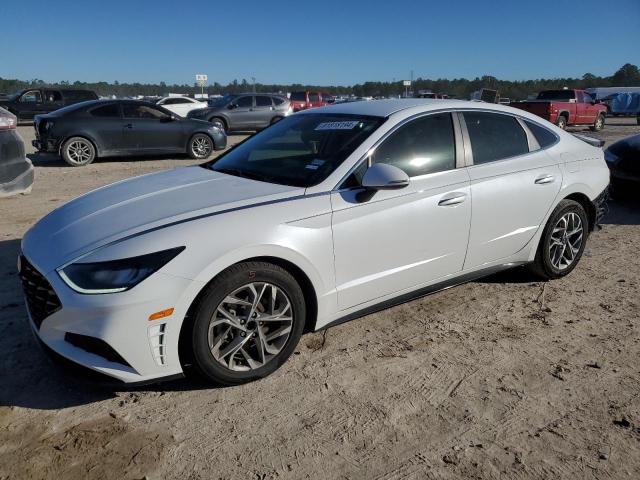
[572,133,605,148]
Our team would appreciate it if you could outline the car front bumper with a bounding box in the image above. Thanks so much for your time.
[32,137,60,153]
[18,253,201,383]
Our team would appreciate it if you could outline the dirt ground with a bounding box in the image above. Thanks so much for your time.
[1,118,639,480]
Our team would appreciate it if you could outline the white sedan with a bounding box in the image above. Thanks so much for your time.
[19,99,609,385]
[156,96,207,117]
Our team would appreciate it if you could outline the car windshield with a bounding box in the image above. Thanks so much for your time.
[207,113,385,187]
[537,90,575,101]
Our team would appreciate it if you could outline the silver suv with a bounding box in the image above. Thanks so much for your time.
[187,93,291,133]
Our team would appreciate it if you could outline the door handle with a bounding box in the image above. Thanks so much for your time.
[124,123,133,129]
[438,192,467,206]
[534,174,555,184]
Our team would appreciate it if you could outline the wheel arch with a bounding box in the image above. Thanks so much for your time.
[59,133,102,157]
[177,254,320,369]
[564,192,596,231]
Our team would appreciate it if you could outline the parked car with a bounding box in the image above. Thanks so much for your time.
[32,100,226,166]
[0,107,34,197]
[19,99,609,386]
[156,96,208,117]
[187,94,291,133]
[0,88,98,122]
[511,89,607,130]
[605,134,640,189]
[288,91,332,111]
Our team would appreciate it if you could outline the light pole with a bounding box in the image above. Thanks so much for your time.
[251,77,256,93]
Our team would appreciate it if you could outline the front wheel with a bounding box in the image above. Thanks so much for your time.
[208,117,227,134]
[188,133,213,159]
[61,137,96,166]
[530,199,589,280]
[187,261,306,385]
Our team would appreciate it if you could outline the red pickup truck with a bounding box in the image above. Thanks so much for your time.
[289,91,334,112]
[512,89,607,131]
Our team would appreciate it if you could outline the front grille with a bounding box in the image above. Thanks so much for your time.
[64,332,131,367]
[18,255,62,329]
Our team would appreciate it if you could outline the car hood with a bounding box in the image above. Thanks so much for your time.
[22,166,303,273]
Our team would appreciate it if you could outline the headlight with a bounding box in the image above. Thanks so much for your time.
[57,247,185,294]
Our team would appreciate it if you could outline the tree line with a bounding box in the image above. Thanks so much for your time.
[1,64,638,100]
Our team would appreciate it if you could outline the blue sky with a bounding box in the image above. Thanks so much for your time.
[1,0,639,86]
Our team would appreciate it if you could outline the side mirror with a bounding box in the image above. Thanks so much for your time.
[361,163,410,190]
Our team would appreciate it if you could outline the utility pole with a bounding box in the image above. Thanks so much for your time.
[251,77,256,93]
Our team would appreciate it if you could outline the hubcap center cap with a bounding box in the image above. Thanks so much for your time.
[246,319,258,330]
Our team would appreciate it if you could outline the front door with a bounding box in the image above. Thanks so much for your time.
[461,111,562,269]
[16,90,43,120]
[227,95,255,130]
[331,112,471,310]
[122,103,184,152]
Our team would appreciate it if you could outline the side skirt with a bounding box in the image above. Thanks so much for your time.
[320,262,529,331]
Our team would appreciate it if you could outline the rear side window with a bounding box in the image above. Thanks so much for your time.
[164,98,190,105]
[272,96,285,105]
[464,112,529,164]
[523,119,557,148]
[44,90,62,102]
[255,96,272,107]
[371,113,456,177]
[290,92,306,101]
[90,104,120,118]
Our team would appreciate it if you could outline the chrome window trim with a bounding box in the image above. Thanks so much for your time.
[458,109,550,168]
[334,109,463,191]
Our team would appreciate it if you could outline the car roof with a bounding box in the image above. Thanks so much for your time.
[297,98,557,121]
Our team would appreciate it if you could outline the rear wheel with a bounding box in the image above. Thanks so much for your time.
[61,137,96,166]
[187,261,306,385]
[530,199,589,280]
[590,114,605,131]
[188,133,213,159]
[208,117,227,134]
[555,115,568,130]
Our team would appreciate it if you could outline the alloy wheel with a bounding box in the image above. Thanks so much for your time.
[192,135,212,158]
[208,282,293,371]
[67,140,92,164]
[548,212,583,270]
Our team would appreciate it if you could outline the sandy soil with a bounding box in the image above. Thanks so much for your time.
[1,118,639,480]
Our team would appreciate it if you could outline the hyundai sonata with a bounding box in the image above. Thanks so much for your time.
[19,99,609,385]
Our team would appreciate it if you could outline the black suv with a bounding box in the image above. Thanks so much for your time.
[0,88,98,122]
[187,94,291,133]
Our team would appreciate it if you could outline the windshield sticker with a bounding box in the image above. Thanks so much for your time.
[315,121,360,131]
[305,164,319,170]
[311,159,325,166]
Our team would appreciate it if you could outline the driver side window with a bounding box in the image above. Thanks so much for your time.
[20,90,42,103]
[123,104,169,119]
[235,96,253,108]
[371,113,456,177]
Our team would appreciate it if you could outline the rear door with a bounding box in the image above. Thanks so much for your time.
[331,112,471,309]
[461,111,561,269]
[122,103,184,152]
[252,95,275,127]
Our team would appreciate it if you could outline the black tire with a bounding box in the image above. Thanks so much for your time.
[590,114,605,131]
[186,261,306,386]
[208,117,227,134]
[555,115,568,130]
[270,116,283,125]
[61,137,96,166]
[530,199,589,280]
[187,133,213,159]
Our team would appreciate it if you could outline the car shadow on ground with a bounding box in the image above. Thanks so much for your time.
[603,190,640,226]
